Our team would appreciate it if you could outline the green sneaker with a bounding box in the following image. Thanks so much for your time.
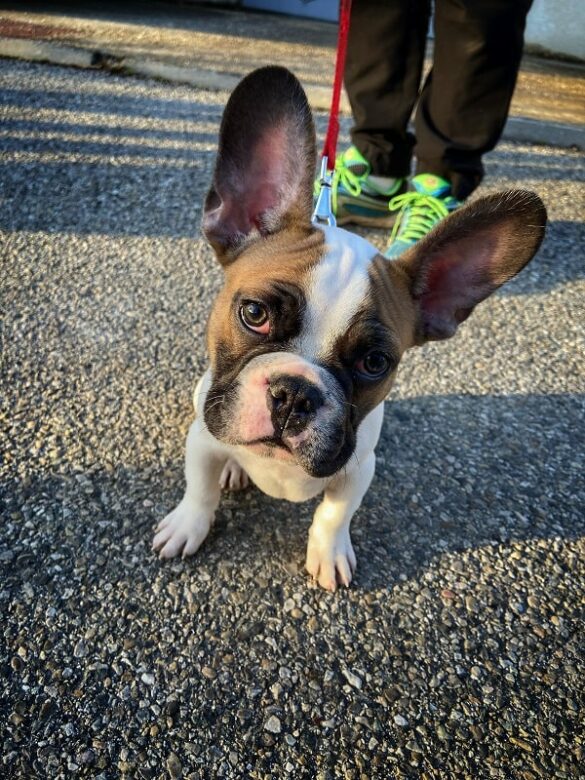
[384,173,461,259]
[314,146,406,228]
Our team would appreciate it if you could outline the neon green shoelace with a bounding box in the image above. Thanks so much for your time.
[313,160,364,213]
[329,157,364,212]
[333,158,363,196]
[388,192,450,243]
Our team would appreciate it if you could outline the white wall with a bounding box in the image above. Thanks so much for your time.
[242,0,338,22]
[243,0,584,61]
[525,0,585,60]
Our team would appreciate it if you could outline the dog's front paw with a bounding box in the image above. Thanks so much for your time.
[305,527,357,592]
[152,499,213,559]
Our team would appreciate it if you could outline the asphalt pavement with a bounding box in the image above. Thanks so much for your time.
[1,57,584,779]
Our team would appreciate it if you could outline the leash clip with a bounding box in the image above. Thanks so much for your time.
[311,157,337,227]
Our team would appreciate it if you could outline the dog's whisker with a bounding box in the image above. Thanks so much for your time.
[203,393,225,405]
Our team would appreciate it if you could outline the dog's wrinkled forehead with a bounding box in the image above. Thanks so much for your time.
[295,226,377,359]
[208,223,384,372]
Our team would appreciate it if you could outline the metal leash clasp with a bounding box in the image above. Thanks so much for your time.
[311,156,336,227]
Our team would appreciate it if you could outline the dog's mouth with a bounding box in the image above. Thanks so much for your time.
[240,435,292,453]
[235,429,355,478]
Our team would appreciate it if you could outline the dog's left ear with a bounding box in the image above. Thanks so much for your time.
[395,190,547,343]
[203,67,316,265]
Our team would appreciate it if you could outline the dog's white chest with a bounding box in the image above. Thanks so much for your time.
[232,448,327,503]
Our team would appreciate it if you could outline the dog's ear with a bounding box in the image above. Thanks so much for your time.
[394,190,547,343]
[203,67,316,265]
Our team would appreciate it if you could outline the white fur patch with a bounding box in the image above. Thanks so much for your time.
[295,226,376,359]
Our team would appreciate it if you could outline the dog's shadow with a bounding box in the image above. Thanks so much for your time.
[173,389,584,593]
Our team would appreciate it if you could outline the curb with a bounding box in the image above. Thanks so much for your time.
[503,116,584,150]
[0,37,583,150]
[0,36,97,69]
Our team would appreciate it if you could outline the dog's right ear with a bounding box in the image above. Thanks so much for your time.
[393,190,547,343]
[203,67,316,266]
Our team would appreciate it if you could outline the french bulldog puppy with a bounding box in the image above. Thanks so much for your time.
[153,67,546,590]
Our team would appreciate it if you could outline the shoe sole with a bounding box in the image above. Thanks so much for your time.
[336,212,398,229]
[334,186,406,229]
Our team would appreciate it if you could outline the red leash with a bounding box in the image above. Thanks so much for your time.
[321,0,353,171]
[312,0,353,226]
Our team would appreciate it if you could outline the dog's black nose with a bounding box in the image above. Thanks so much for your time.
[268,375,324,436]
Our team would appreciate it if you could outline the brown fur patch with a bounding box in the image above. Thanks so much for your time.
[207,225,326,368]
[369,254,419,353]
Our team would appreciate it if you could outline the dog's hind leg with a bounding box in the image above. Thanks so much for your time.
[219,459,250,491]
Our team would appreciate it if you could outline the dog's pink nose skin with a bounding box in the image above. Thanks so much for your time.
[268,375,324,437]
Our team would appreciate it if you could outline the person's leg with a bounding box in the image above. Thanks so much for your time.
[414,0,533,199]
[345,0,431,178]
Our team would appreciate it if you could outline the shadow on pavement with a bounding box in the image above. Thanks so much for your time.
[1,116,218,145]
[489,148,585,183]
[205,391,583,592]
[0,86,221,121]
[1,71,583,292]
[2,391,582,595]
[0,130,583,294]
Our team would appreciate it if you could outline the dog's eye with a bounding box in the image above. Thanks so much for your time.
[355,351,390,379]
[240,301,270,334]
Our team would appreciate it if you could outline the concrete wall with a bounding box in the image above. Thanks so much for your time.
[242,0,337,22]
[525,0,584,60]
[242,0,585,61]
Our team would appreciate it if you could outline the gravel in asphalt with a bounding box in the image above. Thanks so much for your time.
[1,59,584,779]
